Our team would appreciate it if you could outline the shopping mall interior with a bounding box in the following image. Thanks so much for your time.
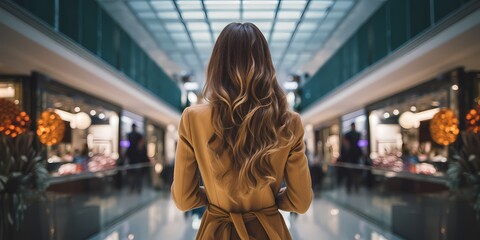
[1,0,480,239]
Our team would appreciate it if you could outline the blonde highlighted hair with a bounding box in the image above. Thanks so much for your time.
[203,22,297,197]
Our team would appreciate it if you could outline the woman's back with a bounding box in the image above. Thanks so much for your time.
[171,22,313,240]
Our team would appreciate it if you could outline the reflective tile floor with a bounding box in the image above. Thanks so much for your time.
[89,194,403,240]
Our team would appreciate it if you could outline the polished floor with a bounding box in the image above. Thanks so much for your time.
[88,193,403,240]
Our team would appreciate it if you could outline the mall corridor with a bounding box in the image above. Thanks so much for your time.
[1,0,480,239]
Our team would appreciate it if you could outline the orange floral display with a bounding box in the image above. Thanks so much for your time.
[36,110,65,146]
[0,99,30,138]
[429,109,460,146]
[6,111,31,138]
[466,105,480,133]
[0,99,20,131]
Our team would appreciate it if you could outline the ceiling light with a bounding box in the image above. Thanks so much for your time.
[155,163,164,174]
[90,110,96,116]
[98,113,105,119]
[243,10,275,19]
[309,1,333,10]
[188,92,198,104]
[283,81,298,90]
[383,112,390,118]
[0,86,15,98]
[393,109,399,115]
[184,82,199,91]
[74,107,81,112]
[177,1,202,11]
[451,84,459,91]
[431,101,440,107]
[277,10,303,19]
[330,208,339,216]
[410,106,417,112]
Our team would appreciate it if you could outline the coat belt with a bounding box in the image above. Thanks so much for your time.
[199,204,282,240]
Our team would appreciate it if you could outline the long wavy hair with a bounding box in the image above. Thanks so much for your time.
[203,22,296,197]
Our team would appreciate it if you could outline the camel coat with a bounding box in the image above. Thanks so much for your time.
[171,103,313,240]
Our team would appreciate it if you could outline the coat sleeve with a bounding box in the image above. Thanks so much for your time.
[276,114,313,213]
[171,107,208,211]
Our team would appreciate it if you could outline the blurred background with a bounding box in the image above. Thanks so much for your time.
[0,0,480,239]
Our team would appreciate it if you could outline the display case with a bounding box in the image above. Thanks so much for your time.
[366,68,466,175]
[0,75,34,113]
[1,73,149,177]
[34,73,122,176]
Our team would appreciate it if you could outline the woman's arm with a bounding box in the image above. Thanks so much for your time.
[276,114,313,213]
[171,107,208,211]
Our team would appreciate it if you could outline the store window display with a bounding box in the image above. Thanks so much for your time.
[464,71,480,133]
[146,122,166,188]
[315,123,340,165]
[369,81,458,175]
[120,110,145,164]
[0,81,22,106]
[341,110,368,165]
[44,91,120,176]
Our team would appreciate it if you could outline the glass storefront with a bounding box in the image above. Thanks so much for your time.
[120,110,145,164]
[41,85,120,176]
[146,121,166,188]
[0,80,23,107]
[473,71,480,107]
[315,122,340,165]
[367,68,463,175]
[341,109,368,164]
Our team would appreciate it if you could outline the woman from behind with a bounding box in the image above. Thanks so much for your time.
[171,22,313,240]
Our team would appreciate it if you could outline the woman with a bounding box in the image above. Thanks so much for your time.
[171,22,313,240]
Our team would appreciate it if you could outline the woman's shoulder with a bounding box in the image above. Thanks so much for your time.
[185,103,211,114]
[186,103,211,111]
[183,103,212,121]
[287,111,302,125]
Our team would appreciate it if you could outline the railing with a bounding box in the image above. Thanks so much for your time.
[48,162,152,185]
[11,163,161,240]
[301,0,480,110]
[311,162,480,240]
[1,0,182,110]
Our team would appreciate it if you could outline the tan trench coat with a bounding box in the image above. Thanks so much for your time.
[171,103,313,240]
